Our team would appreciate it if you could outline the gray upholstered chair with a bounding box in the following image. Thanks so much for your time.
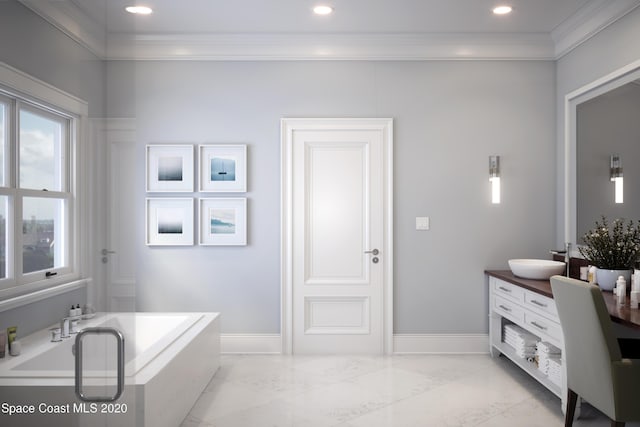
[550,275,640,427]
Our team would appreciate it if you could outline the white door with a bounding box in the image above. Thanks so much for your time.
[100,120,137,311]
[82,119,138,426]
[283,118,393,354]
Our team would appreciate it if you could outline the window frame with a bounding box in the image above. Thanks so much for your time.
[0,93,10,188]
[0,80,81,298]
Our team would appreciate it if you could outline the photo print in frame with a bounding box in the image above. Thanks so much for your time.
[146,198,194,246]
[199,198,247,246]
[146,144,194,192]
[198,144,247,192]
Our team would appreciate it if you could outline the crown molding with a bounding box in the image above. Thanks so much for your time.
[552,0,640,59]
[18,0,640,61]
[18,0,106,58]
[105,32,555,61]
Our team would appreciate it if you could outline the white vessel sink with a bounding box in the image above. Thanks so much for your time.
[508,259,566,280]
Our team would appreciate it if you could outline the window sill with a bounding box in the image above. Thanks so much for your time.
[0,278,88,313]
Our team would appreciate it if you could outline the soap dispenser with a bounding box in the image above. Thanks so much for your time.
[617,276,627,305]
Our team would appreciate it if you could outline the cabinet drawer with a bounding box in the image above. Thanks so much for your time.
[524,291,558,319]
[492,278,525,303]
[524,311,563,344]
[493,295,525,324]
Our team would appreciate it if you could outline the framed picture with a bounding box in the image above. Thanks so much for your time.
[146,144,194,192]
[198,144,247,192]
[146,198,194,246]
[199,198,247,246]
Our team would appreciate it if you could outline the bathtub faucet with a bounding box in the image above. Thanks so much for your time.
[59,314,93,339]
[60,315,79,339]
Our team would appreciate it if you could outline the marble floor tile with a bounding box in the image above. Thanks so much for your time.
[344,365,440,403]
[282,380,391,424]
[347,362,533,427]
[182,354,631,427]
[189,379,278,422]
[213,354,300,382]
[202,398,328,427]
[292,355,391,383]
[232,367,335,399]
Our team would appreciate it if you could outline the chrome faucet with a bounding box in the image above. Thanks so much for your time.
[565,242,571,277]
[60,313,94,338]
[60,315,80,338]
[550,242,572,277]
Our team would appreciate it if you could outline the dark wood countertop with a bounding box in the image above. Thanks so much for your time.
[486,270,640,330]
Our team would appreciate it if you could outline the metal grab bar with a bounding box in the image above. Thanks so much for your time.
[74,327,125,402]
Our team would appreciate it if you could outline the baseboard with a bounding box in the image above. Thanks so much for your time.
[220,333,490,354]
[221,334,282,354]
[393,334,490,354]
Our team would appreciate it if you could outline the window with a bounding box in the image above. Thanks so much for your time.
[0,90,76,294]
[19,107,65,191]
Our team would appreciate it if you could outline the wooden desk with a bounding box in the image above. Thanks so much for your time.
[486,270,640,330]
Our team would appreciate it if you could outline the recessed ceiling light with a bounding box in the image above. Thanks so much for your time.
[493,5,513,15]
[125,5,153,15]
[313,5,333,15]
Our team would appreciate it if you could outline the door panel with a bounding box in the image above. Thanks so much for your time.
[306,142,367,284]
[292,128,384,354]
[304,296,370,334]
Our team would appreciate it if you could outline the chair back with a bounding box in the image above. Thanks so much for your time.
[550,275,621,418]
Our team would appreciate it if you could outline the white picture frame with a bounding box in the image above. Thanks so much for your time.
[146,198,194,246]
[146,144,194,192]
[199,198,247,246]
[198,144,247,192]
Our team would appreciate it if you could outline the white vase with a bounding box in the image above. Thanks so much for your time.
[596,268,631,292]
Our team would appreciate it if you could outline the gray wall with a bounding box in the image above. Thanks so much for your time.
[106,60,557,334]
[576,83,640,240]
[0,0,102,336]
[556,6,640,247]
[0,0,105,117]
[0,0,567,337]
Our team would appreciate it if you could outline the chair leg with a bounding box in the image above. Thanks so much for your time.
[610,421,624,427]
[565,389,578,427]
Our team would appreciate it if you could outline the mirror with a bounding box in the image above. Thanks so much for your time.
[565,60,640,248]
[577,80,640,239]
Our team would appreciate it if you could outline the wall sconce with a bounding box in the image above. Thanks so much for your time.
[610,154,623,204]
[489,155,500,204]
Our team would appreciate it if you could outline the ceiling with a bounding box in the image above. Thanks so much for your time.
[63,0,590,33]
[18,0,640,60]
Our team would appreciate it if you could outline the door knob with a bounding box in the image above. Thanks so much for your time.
[101,249,116,264]
[364,249,379,255]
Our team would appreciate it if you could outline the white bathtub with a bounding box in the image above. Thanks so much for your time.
[0,312,220,427]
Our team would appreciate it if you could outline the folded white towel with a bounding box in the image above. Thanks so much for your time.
[503,325,539,343]
[536,341,561,354]
[504,335,538,347]
[504,335,536,347]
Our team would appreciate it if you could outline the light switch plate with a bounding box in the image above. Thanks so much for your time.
[416,216,430,230]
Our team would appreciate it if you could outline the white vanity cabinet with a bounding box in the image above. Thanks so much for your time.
[487,273,566,401]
